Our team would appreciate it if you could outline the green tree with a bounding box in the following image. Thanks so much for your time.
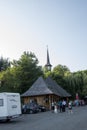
[11,51,43,93]
[65,71,87,98]
[53,64,70,77]
[65,73,76,98]
[0,51,43,93]
[51,65,70,88]
[0,68,16,92]
[0,57,10,71]
[80,71,87,97]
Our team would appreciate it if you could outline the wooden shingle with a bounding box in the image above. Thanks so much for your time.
[21,76,71,97]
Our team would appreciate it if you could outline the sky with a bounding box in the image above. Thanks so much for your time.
[0,0,87,72]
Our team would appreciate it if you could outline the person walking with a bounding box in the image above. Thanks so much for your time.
[58,100,62,112]
[54,104,58,113]
[62,100,66,112]
[68,101,73,114]
[51,101,55,113]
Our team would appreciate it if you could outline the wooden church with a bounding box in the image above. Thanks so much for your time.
[21,48,71,109]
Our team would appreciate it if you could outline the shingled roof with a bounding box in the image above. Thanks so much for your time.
[45,77,71,97]
[21,76,71,97]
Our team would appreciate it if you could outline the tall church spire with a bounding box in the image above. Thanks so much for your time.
[45,46,52,71]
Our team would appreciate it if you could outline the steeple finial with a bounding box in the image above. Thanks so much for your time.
[45,46,52,71]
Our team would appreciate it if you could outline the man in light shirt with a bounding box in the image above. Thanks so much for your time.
[62,100,66,112]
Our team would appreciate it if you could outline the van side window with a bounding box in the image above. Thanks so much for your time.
[0,99,4,106]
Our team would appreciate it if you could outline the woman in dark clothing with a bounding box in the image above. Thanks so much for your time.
[58,100,62,112]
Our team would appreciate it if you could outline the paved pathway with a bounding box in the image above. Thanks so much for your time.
[0,106,87,130]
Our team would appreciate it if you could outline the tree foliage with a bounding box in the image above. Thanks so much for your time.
[0,51,43,94]
[51,65,70,88]
[44,64,87,99]
[0,57,10,71]
[53,64,70,77]
[0,53,87,99]
[65,71,87,98]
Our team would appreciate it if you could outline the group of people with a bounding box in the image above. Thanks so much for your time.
[58,100,67,112]
[51,100,73,114]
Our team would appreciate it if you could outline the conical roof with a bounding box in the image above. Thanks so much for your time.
[46,48,51,66]
[45,77,71,97]
[21,76,71,97]
[45,47,52,71]
[21,77,52,97]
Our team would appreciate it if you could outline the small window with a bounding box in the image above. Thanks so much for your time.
[0,99,4,106]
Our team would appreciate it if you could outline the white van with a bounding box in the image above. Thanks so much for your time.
[0,92,21,121]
